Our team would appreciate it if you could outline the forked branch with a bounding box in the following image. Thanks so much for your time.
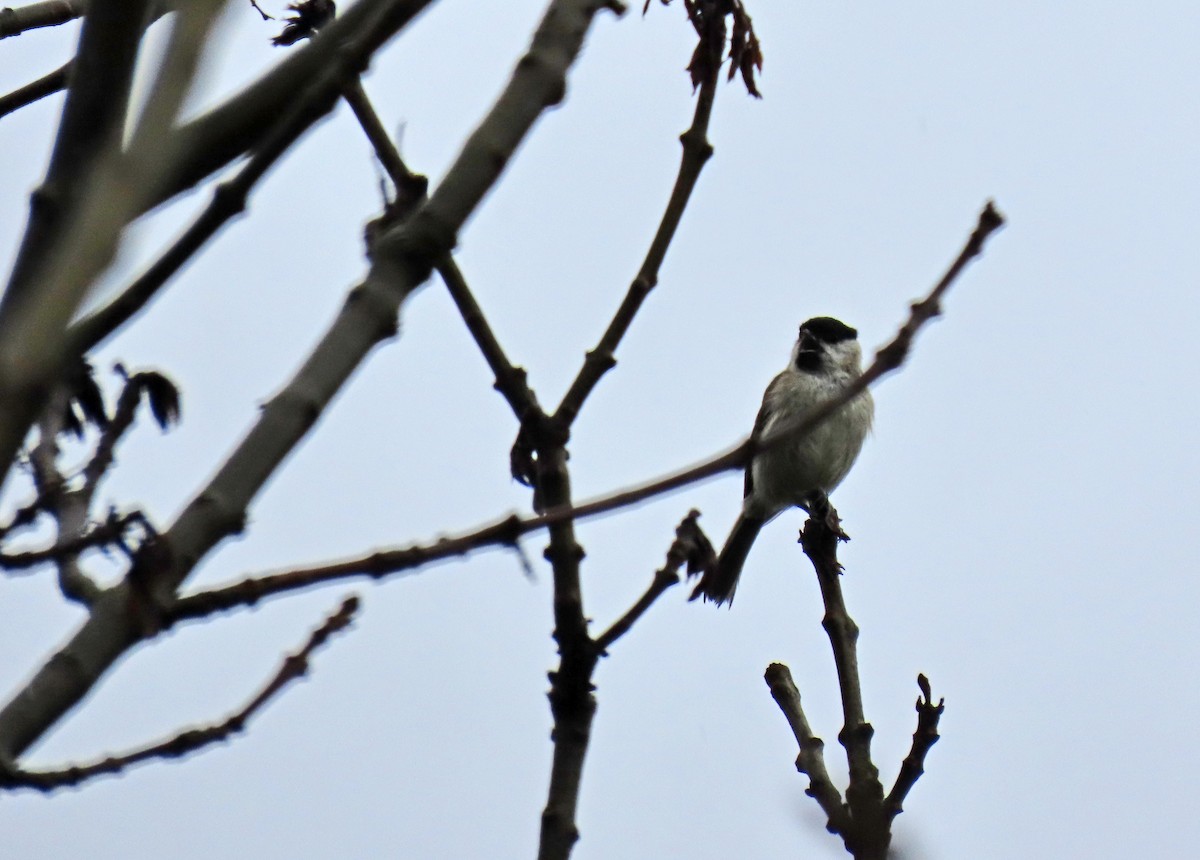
[0,595,359,792]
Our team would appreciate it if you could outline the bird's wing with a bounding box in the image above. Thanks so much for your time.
[745,374,782,498]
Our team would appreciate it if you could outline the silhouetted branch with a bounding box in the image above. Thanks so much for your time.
[24,398,102,605]
[553,10,723,429]
[79,373,144,491]
[109,203,1002,629]
[534,202,1008,521]
[340,78,426,206]
[594,509,712,652]
[0,0,214,502]
[141,0,437,214]
[0,61,69,121]
[0,509,148,571]
[341,78,542,425]
[764,662,849,834]
[0,0,84,39]
[2,0,151,314]
[799,509,887,859]
[164,514,527,622]
[883,674,944,822]
[534,7,732,857]
[0,496,49,541]
[0,0,623,766]
[0,595,359,793]
[67,41,377,355]
[772,512,945,859]
[342,76,554,521]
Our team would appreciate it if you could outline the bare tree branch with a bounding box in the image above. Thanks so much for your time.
[0,1,440,501]
[593,509,711,652]
[67,31,390,356]
[151,0,440,213]
[883,674,944,822]
[142,203,1002,626]
[798,507,888,859]
[0,595,359,792]
[78,373,143,492]
[0,509,146,571]
[339,79,543,423]
[766,512,948,859]
[553,4,722,429]
[26,394,103,605]
[0,0,210,506]
[534,5,729,856]
[764,662,850,834]
[163,515,527,624]
[0,0,85,39]
[0,61,69,121]
[0,0,624,766]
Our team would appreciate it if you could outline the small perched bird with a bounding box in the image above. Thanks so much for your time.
[691,317,873,606]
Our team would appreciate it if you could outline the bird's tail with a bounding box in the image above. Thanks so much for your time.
[690,514,764,607]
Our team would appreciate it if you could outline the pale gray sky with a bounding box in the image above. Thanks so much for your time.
[2,2,1198,858]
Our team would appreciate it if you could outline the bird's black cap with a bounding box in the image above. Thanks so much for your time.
[799,317,858,343]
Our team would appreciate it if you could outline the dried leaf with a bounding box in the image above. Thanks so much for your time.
[72,371,109,431]
[649,0,764,98]
[272,0,336,47]
[728,2,762,97]
[60,357,108,438]
[675,509,716,578]
[136,372,181,431]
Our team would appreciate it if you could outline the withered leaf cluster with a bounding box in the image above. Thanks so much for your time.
[272,0,336,47]
[61,358,109,439]
[672,508,717,578]
[113,363,183,432]
[647,0,763,97]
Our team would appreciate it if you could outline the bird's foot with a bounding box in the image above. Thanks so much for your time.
[807,492,850,542]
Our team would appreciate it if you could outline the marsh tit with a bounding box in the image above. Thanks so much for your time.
[691,317,873,606]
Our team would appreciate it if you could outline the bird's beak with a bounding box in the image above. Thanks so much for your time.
[796,329,819,359]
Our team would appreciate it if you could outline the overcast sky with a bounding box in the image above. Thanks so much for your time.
[2,1,1199,858]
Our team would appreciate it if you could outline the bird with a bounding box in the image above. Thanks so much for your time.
[690,316,873,606]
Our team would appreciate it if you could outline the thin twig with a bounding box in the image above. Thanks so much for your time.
[547,201,1008,521]
[164,514,527,623]
[883,674,944,822]
[593,509,712,652]
[594,570,678,654]
[552,19,719,429]
[340,78,425,205]
[764,662,850,834]
[66,30,374,355]
[79,374,142,491]
[23,393,103,605]
[0,61,69,121]
[153,0,437,214]
[0,595,359,792]
[0,510,145,571]
[341,78,543,424]
[0,496,49,541]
